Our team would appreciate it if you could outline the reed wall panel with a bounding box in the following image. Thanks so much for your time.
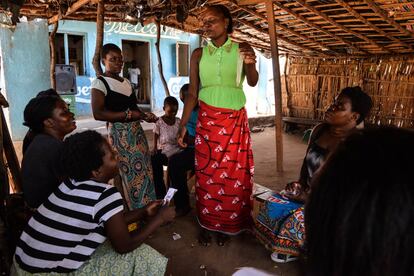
[284,56,414,128]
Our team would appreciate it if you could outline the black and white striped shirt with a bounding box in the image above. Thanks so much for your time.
[15,179,124,273]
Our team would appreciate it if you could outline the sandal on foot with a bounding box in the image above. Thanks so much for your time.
[216,233,230,247]
[198,229,212,246]
[270,252,298,263]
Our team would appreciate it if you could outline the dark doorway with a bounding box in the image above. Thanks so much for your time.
[122,40,151,107]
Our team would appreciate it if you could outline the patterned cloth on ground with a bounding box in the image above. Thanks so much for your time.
[254,205,305,256]
[11,242,167,276]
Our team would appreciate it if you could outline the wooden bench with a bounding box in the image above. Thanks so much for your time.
[282,117,322,133]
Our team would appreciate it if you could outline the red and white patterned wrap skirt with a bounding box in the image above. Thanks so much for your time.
[195,101,254,234]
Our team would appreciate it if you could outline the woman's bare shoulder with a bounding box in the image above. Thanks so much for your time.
[192,47,203,57]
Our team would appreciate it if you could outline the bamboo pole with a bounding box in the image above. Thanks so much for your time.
[266,0,283,172]
[335,0,413,51]
[295,0,390,54]
[155,20,170,96]
[284,54,293,117]
[92,0,104,77]
[233,5,338,55]
[49,22,58,89]
[272,0,367,55]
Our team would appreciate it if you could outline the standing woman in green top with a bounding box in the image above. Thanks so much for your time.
[178,5,258,246]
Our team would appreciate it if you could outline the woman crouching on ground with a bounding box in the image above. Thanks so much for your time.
[12,130,175,275]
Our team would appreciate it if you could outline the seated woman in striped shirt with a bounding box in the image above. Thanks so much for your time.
[12,130,175,276]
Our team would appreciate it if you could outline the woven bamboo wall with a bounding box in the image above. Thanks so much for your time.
[284,56,414,128]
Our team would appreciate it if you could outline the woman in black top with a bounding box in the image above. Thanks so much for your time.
[91,43,157,210]
[22,93,76,208]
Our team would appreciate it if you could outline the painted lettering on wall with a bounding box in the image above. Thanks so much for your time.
[75,76,93,104]
[74,76,93,116]
[104,22,184,39]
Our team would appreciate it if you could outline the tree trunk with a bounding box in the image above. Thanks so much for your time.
[92,0,104,77]
[49,22,59,89]
[155,20,170,96]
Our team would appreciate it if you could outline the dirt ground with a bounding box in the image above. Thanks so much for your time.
[144,127,307,276]
[7,126,307,276]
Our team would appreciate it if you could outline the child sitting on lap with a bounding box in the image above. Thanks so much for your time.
[12,130,175,276]
[151,96,181,199]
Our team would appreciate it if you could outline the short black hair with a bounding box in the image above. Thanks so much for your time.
[208,5,233,33]
[164,96,178,107]
[60,130,107,181]
[36,88,59,97]
[179,83,189,103]
[23,95,62,133]
[101,43,122,61]
[339,86,372,124]
[22,92,62,153]
[306,127,414,276]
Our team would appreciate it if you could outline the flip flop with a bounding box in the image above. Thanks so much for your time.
[216,233,230,247]
[270,252,298,263]
[198,229,212,246]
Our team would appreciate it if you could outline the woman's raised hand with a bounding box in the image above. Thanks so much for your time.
[177,125,188,148]
[239,43,256,65]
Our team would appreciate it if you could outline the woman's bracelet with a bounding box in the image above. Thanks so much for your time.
[124,108,132,122]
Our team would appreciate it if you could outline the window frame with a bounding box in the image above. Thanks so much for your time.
[176,42,190,77]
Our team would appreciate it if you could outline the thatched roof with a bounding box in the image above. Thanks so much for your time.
[2,0,414,57]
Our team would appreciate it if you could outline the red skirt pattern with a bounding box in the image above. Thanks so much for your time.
[195,101,254,234]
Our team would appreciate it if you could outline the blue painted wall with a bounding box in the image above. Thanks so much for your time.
[0,20,51,140]
[56,20,199,115]
[0,19,274,140]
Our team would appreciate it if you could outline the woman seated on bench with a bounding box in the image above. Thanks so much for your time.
[254,86,372,263]
[21,91,76,208]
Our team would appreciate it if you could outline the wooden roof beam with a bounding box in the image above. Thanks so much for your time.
[238,0,264,5]
[234,5,339,55]
[364,0,414,39]
[48,0,92,24]
[231,30,304,55]
[335,0,413,51]
[235,18,330,57]
[235,20,299,54]
[294,0,391,54]
[272,1,367,55]
[231,31,270,49]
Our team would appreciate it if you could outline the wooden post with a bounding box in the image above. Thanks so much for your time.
[155,20,170,96]
[49,22,58,89]
[0,105,22,193]
[284,54,292,117]
[266,0,283,172]
[92,0,104,77]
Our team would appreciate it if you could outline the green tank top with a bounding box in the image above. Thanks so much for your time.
[198,38,246,110]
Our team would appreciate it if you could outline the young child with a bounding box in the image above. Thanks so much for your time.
[168,84,198,216]
[12,130,175,275]
[151,96,181,199]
